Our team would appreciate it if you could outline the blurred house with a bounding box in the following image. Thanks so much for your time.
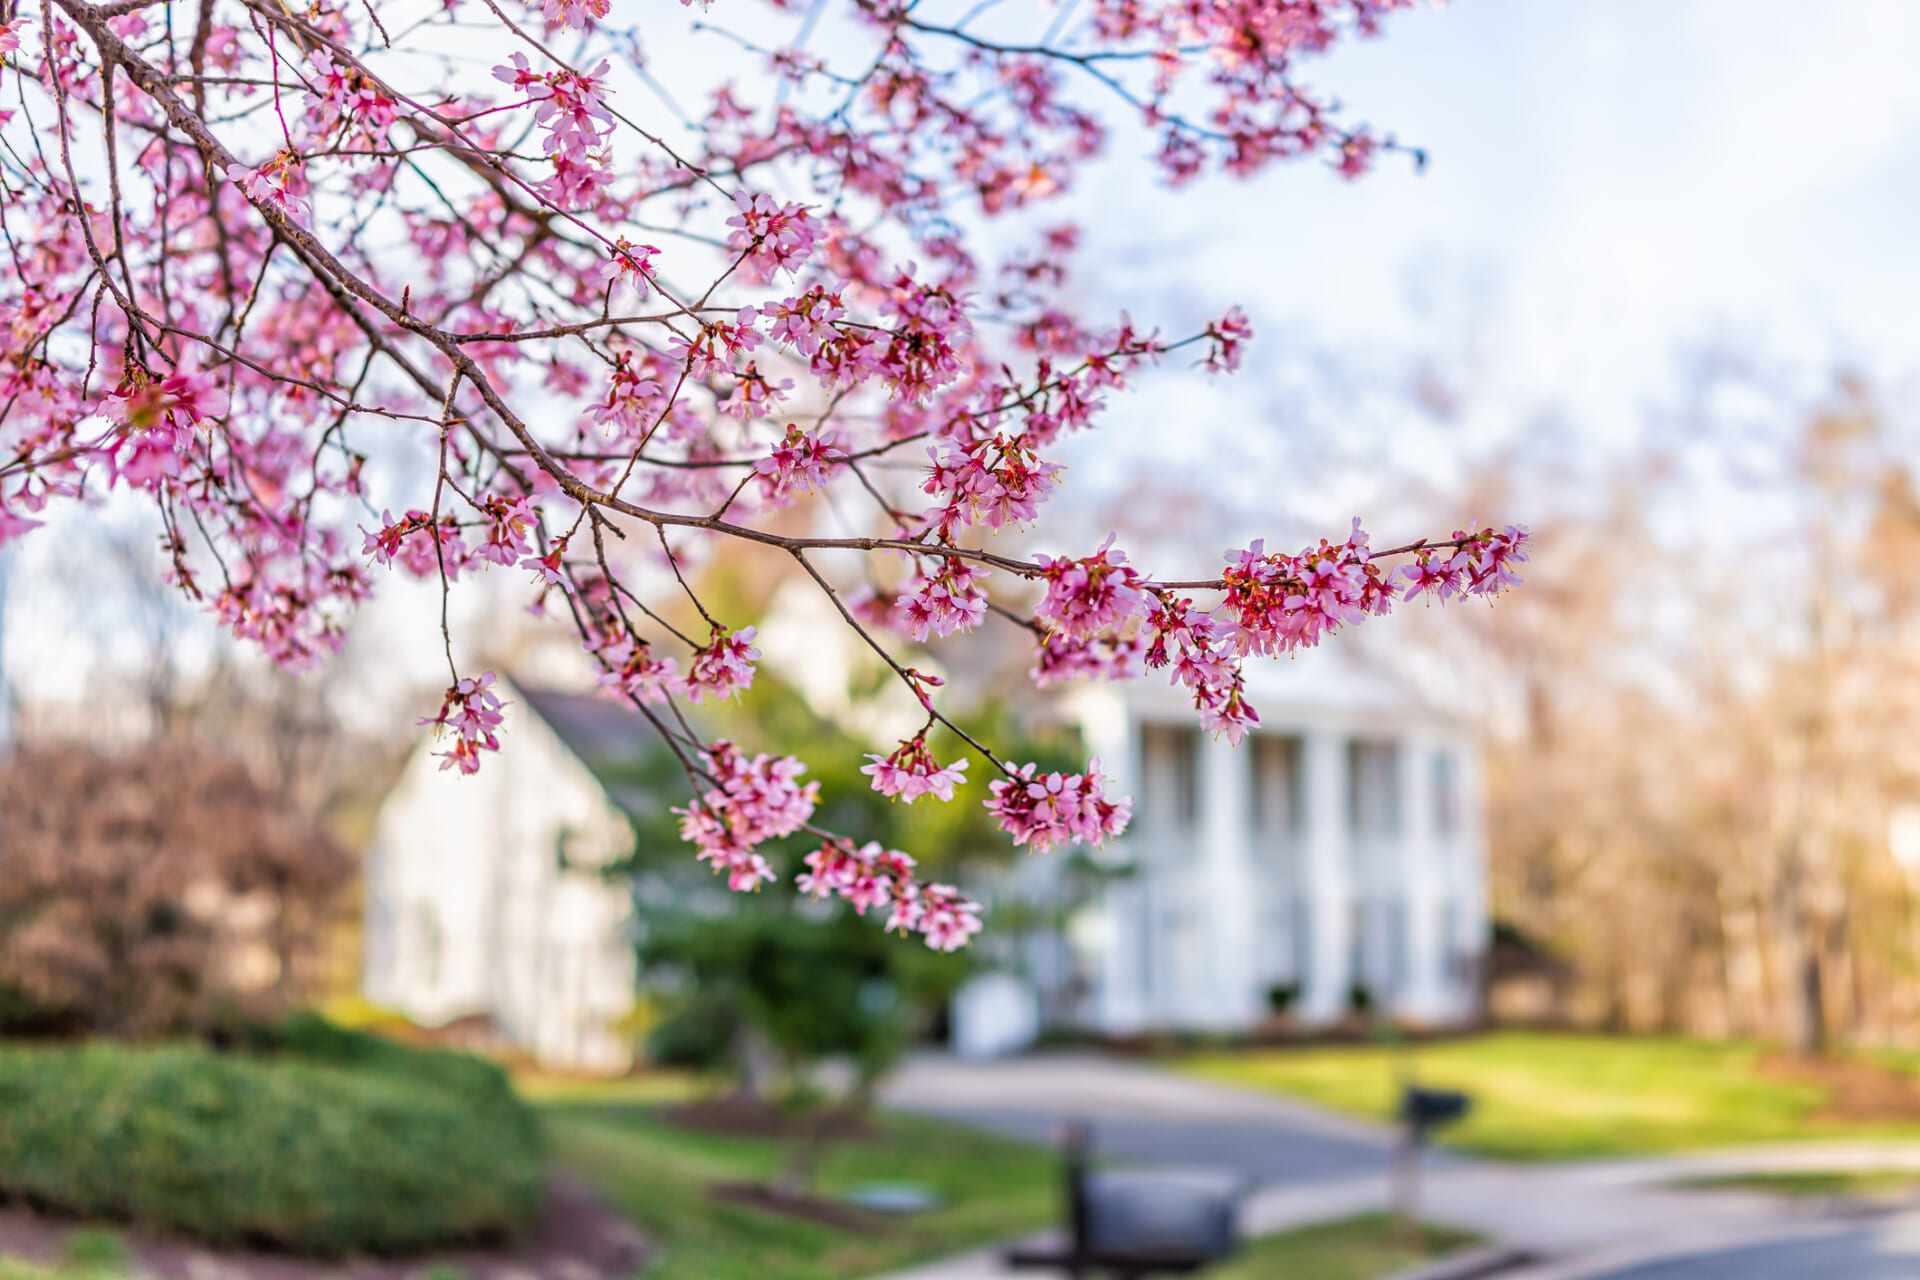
[363,641,1489,1067]
[977,641,1489,1043]
[362,686,643,1072]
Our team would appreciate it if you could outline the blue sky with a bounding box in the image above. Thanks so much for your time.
[1050,0,1920,534]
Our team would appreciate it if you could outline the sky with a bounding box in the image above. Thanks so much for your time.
[1055,0,1920,529]
[9,0,1920,708]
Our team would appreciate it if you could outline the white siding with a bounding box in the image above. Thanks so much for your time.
[363,691,637,1071]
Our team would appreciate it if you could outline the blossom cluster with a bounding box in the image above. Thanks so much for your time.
[899,558,989,641]
[798,841,983,952]
[419,673,507,775]
[682,626,761,704]
[985,761,1133,858]
[674,740,820,892]
[862,735,970,803]
[753,424,844,501]
[0,0,1497,955]
[1394,526,1532,599]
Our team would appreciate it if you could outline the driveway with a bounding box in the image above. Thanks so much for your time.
[1579,1213,1920,1279]
[880,1051,1408,1185]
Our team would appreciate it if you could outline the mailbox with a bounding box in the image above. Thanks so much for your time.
[1005,1121,1245,1277]
[1400,1085,1471,1144]
[1082,1169,1240,1261]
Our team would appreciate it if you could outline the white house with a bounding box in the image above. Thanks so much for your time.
[362,686,643,1072]
[982,639,1488,1038]
[363,640,1488,1067]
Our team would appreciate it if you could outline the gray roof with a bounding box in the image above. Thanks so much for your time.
[516,685,679,816]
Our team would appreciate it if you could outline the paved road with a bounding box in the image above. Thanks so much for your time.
[880,1051,1411,1185]
[1584,1213,1920,1279]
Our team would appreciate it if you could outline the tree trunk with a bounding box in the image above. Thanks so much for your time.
[1796,950,1827,1056]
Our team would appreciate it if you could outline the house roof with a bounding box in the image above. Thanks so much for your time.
[516,685,678,816]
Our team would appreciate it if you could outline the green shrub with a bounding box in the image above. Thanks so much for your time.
[266,1011,539,1149]
[0,1033,544,1255]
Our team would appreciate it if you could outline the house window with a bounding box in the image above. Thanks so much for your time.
[1139,723,1199,832]
[1347,740,1402,838]
[1432,751,1459,837]
[1249,734,1303,839]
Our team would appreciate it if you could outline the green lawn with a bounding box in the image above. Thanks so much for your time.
[1180,1032,1920,1160]
[539,1094,1059,1280]
[1202,1214,1481,1280]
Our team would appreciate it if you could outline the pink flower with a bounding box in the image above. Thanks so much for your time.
[360,509,469,580]
[0,500,41,544]
[491,51,544,95]
[725,191,819,281]
[1203,305,1253,374]
[598,237,658,298]
[764,286,846,358]
[419,672,507,774]
[1031,631,1145,687]
[898,558,988,640]
[753,424,843,500]
[917,884,983,952]
[683,625,759,703]
[1034,535,1146,640]
[226,152,309,223]
[862,735,969,803]
[596,632,681,705]
[539,0,608,30]
[477,494,538,567]
[985,759,1132,856]
[719,362,793,420]
[673,740,818,891]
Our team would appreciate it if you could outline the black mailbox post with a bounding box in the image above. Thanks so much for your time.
[1393,1084,1471,1225]
[1005,1122,1245,1280]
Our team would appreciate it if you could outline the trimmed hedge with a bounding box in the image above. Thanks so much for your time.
[0,1023,545,1255]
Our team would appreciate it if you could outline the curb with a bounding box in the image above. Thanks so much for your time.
[1386,1245,1539,1280]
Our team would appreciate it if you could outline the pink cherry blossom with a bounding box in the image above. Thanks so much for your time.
[683,625,760,703]
[0,0,1512,952]
[862,735,969,803]
[674,739,818,891]
[899,558,989,641]
[754,424,844,500]
[419,672,507,775]
[1034,536,1147,640]
[985,759,1132,857]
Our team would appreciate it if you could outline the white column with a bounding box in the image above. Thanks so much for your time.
[1200,733,1259,1028]
[1298,728,1352,1023]
[1082,695,1146,1034]
[1400,735,1445,1021]
[1098,877,1149,1034]
[1458,740,1492,1020]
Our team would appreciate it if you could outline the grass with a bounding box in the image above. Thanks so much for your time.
[1179,1032,1920,1161]
[1202,1214,1481,1280]
[1675,1169,1920,1198]
[539,1095,1059,1280]
[0,1228,129,1280]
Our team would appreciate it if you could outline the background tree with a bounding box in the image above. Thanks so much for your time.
[0,743,353,1037]
[1479,376,1920,1049]
[625,672,1079,1089]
